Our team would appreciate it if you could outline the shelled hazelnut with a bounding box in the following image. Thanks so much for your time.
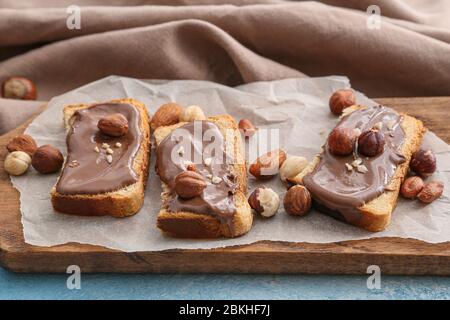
[279,156,308,182]
[329,89,355,116]
[410,149,437,177]
[174,171,207,199]
[283,185,312,217]
[1,77,37,100]
[180,105,206,122]
[98,113,129,137]
[4,151,32,176]
[151,103,183,130]
[248,187,280,218]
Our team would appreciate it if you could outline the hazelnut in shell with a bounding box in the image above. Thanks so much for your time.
[358,129,386,157]
[410,149,437,177]
[329,89,355,116]
[248,187,280,218]
[400,176,424,199]
[328,127,358,156]
[32,145,64,174]
[417,181,444,204]
[4,151,32,176]
[283,185,312,217]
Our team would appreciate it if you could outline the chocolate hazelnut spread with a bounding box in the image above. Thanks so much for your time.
[56,103,141,195]
[156,121,238,231]
[303,106,406,224]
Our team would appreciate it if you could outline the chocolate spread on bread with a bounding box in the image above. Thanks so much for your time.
[156,121,238,230]
[303,106,406,224]
[56,103,141,195]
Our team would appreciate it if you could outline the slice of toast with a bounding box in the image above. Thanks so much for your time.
[51,98,151,217]
[292,105,425,232]
[154,115,253,238]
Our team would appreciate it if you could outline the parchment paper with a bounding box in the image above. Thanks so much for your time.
[11,76,450,251]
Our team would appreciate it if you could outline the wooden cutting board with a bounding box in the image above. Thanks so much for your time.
[1,97,449,274]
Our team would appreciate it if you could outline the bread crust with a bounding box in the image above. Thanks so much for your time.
[292,106,426,232]
[154,115,253,238]
[50,98,151,217]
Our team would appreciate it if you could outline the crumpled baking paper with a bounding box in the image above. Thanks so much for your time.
[11,76,450,251]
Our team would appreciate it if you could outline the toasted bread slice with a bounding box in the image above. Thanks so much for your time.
[154,115,253,238]
[51,98,151,217]
[292,106,425,232]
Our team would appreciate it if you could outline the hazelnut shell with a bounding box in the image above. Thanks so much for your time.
[283,185,312,216]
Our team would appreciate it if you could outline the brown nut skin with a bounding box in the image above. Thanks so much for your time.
[238,119,256,138]
[1,77,37,100]
[6,134,37,156]
[410,149,437,177]
[400,176,424,199]
[329,89,355,116]
[150,103,183,130]
[174,171,207,199]
[284,185,312,216]
[358,129,386,157]
[417,181,444,204]
[249,149,287,179]
[31,145,64,174]
[328,127,357,156]
[97,113,129,137]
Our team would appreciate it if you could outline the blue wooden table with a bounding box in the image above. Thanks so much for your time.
[1,267,449,300]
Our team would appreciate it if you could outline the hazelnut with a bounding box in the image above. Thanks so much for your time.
[329,89,355,116]
[410,149,437,177]
[358,129,385,157]
[174,171,207,199]
[328,127,357,156]
[1,77,37,100]
[417,181,444,204]
[4,151,31,176]
[150,103,183,130]
[6,134,37,156]
[98,113,129,137]
[283,185,312,216]
[31,145,64,174]
[238,119,256,138]
[249,149,287,179]
[400,176,424,199]
[279,156,309,182]
[180,105,206,122]
[248,187,280,218]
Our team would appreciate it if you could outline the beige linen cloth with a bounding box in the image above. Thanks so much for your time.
[1,0,450,134]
